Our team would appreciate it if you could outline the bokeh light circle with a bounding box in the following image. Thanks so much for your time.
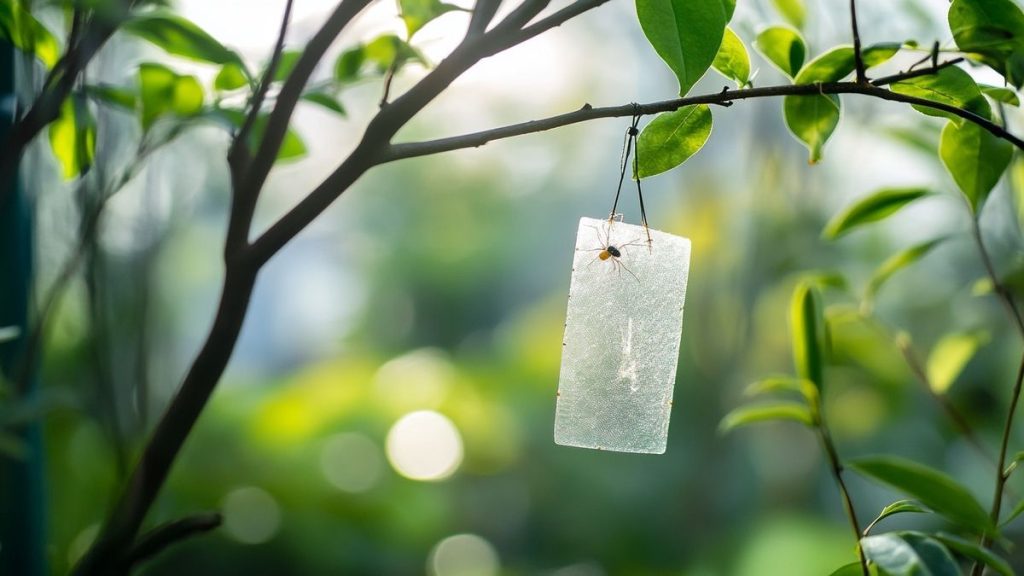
[221,486,282,544]
[428,533,500,576]
[320,432,384,493]
[386,410,463,481]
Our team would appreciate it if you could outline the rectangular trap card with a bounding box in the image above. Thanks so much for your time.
[554,217,691,454]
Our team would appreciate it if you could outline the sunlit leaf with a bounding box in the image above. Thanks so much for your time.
[940,120,1013,212]
[399,0,464,39]
[209,108,306,162]
[866,238,946,300]
[755,26,806,78]
[791,281,824,388]
[949,0,1024,88]
[0,1,59,68]
[123,12,238,64]
[48,96,96,180]
[215,61,249,91]
[823,187,933,239]
[301,91,346,116]
[635,105,713,177]
[926,331,989,394]
[890,66,992,125]
[719,402,814,432]
[934,532,1013,576]
[636,0,729,96]
[850,456,994,534]
[364,34,428,73]
[139,63,205,131]
[863,43,902,68]
[771,0,805,29]
[865,500,929,535]
[334,45,366,83]
[783,47,858,163]
[745,376,818,403]
[981,84,1021,106]
[713,27,750,87]
[861,532,960,576]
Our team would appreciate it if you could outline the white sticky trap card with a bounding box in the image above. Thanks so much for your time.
[555,217,691,454]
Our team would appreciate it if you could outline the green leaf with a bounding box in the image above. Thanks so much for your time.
[890,66,992,124]
[850,456,994,534]
[712,27,750,86]
[719,402,814,432]
[926,331,989,394]
[399,0,464,39]
[771,0,805,29]
[940,120,1013,212]
[861,532,960,576]
[635,105,713,178]
[139,63,205,131]
[783,47,859,163]
[301,91,346,116]
[272,50,303,82]
[863,43,902,68]
[209,108,306,162]
[363,34,428,73]
[866,238,946,300]
[949,0,1024,88]
[865,500,930,535]
[933,532,1013,576]
[335,45,366,83]
[745,376,818,403]
[636,0,729,96]
[48,96,96,180]
[981,84,1021,106]
[755,26,806,78]
[1004,497,1024,526]
[84,84,137,110]
[0,1,59,68]
[823,187,933,239]
[123,12,238,64]
[791,281,824,388]
[215,61,249,91]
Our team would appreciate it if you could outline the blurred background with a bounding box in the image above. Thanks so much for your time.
[12,0,1024,574]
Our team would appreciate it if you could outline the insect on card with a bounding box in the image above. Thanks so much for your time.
[555,217,691,454]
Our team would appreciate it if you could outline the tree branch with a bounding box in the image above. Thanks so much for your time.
[850,0,866,83]
[124,512,222,568]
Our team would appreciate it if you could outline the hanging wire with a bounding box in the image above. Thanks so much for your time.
[608,105,652,246]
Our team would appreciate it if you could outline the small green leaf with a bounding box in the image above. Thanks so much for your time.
[635,105,713,178]
[363,34,428,73]
[865,500,930,535]
[949,0,1024,88]
[755,26,806,78]
[399,0,464,39]
[85,84,137,110]
[771,0,805,29]
[215,61,249,91]
[271,50,303,82]
[863,43,902,68]
[719,402,814,432]
[926,331,989,394]
[890,66,992,125]
[123,12,238,64]
[636,0,729,96]
[940,120,1013,212]
[48,96,96,180]
[210,108,306,162]
[783,47,858,163]
[823,187,932,239]
[301,91,346,116]
[867,238,946,300]
[139,63,205,131]
[933,532,1013,576]
[712,27,750,87]
[861,532,960,576]
[791,281,824,388]
[745,376,818,403]
[850,456,994,534]
[981,84,1021,106]
[0,1,59,68]
[335,45,366,83]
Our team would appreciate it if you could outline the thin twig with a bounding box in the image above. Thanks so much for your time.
[850,0,866,83]
[125,512,222,568]
[816,409,869,575]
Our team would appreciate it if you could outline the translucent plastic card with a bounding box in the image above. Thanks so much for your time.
[555,217,691,454]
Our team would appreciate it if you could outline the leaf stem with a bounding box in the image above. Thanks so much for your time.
[815,413,869,576]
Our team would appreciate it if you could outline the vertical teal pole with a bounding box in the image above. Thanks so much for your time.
[0,40,47,576]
